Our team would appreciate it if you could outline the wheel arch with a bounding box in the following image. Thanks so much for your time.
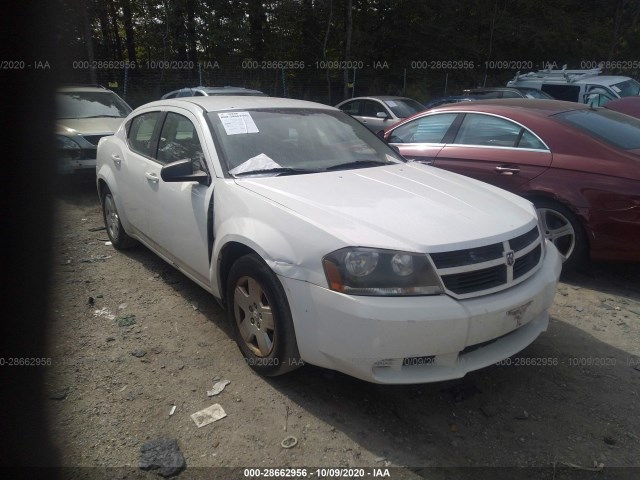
[524,192,591,237]
[217,241,260,309]
[96,177,109,201]
[524,192,592,265]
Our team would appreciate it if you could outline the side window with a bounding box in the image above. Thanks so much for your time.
[517,130,547,150]
[164,92,178,99]
[540,84,580,102]
[388,113,457,144]
[585,87,615,107]
[128,112,161,157]
[157,112,205,168]
[361,100,388,118]
[453,114,522,147]
[339,100,361,115]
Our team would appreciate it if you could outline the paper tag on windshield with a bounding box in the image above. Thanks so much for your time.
[611,85,621,93]
[228,153,281,176]
[218,112,259,135]
[385,100,398,107]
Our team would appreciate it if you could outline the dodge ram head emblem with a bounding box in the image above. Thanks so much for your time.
[505,250,515,266]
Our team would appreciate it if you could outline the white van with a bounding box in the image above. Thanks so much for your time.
[507,68,640,106]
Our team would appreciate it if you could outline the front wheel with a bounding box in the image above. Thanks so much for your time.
[534,199,587,271]
[226,254,301,376]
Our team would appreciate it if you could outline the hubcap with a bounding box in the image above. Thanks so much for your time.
[233,276,275,357]
[104,194,120,241]
[537,207,576,261]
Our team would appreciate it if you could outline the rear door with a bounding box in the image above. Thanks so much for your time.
[120,110,163,236]
[433,113,552,192]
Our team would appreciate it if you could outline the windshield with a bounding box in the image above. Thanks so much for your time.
[384,99,424,118]
[611,79,640,97]
[57,91,132,119]
[207,109,405,176]
[555,108,640,150]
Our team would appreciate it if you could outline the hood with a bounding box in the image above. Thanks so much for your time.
[56,117,126,135]
[235,163,537,252]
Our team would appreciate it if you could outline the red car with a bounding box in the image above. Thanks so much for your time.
[384,99,640,269]
[604,96,640,120]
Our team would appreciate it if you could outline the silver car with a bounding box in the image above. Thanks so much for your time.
[56,85,132,175]
[335,96,425,133]
[161,86,266,99]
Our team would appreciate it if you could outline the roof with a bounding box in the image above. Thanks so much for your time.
[428,98,589,117]
[198,86,265,95]
[356,95,413,100]
[143,95,337,113]
[57,85,111,93]
[467,87,521,92]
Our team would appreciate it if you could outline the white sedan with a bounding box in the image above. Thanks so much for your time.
[96,96,561,384]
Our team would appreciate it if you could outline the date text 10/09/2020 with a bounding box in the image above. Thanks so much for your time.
[243,468,391,478]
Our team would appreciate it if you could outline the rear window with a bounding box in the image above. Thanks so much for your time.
[555,108,640,150]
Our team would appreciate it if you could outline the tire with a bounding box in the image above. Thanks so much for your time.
[226,254,301,376]
[101,187,137,250]
[534,199,587,271]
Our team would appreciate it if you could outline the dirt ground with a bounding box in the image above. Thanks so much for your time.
[44,178,640,479]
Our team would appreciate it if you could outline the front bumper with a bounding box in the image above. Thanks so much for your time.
[57,157,97,175]
[280,241,561,384]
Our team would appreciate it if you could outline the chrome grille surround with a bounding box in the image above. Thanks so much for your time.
[430,226,543,300]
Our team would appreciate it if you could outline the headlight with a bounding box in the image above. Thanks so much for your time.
[56,135,81,159]
[323,247,443,296]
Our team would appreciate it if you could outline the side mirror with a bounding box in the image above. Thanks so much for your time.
[161,158,210,184]
[376,129,386,140]
[376,111,389,119]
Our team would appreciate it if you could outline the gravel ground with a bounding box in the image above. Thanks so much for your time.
[44,178,640,480]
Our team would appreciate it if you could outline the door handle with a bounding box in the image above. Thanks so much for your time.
[495,165,520,175]
[111,154,121,167]
[145,172,159,183]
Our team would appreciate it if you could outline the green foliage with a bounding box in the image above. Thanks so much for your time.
[56,0,640,104]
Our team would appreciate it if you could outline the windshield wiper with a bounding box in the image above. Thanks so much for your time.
[232,167,321,177]
[324,159,394,171]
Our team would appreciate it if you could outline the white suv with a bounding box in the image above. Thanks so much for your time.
[507,68,640,106]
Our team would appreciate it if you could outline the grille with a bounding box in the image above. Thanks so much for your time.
[431,226,542,299]
[83,134,109,146]
[431,243,503,268]
[514,244,542,279]
[510,227,539,251]
[441,265,506,295]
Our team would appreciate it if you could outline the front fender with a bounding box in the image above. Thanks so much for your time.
[209,181,345,298]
